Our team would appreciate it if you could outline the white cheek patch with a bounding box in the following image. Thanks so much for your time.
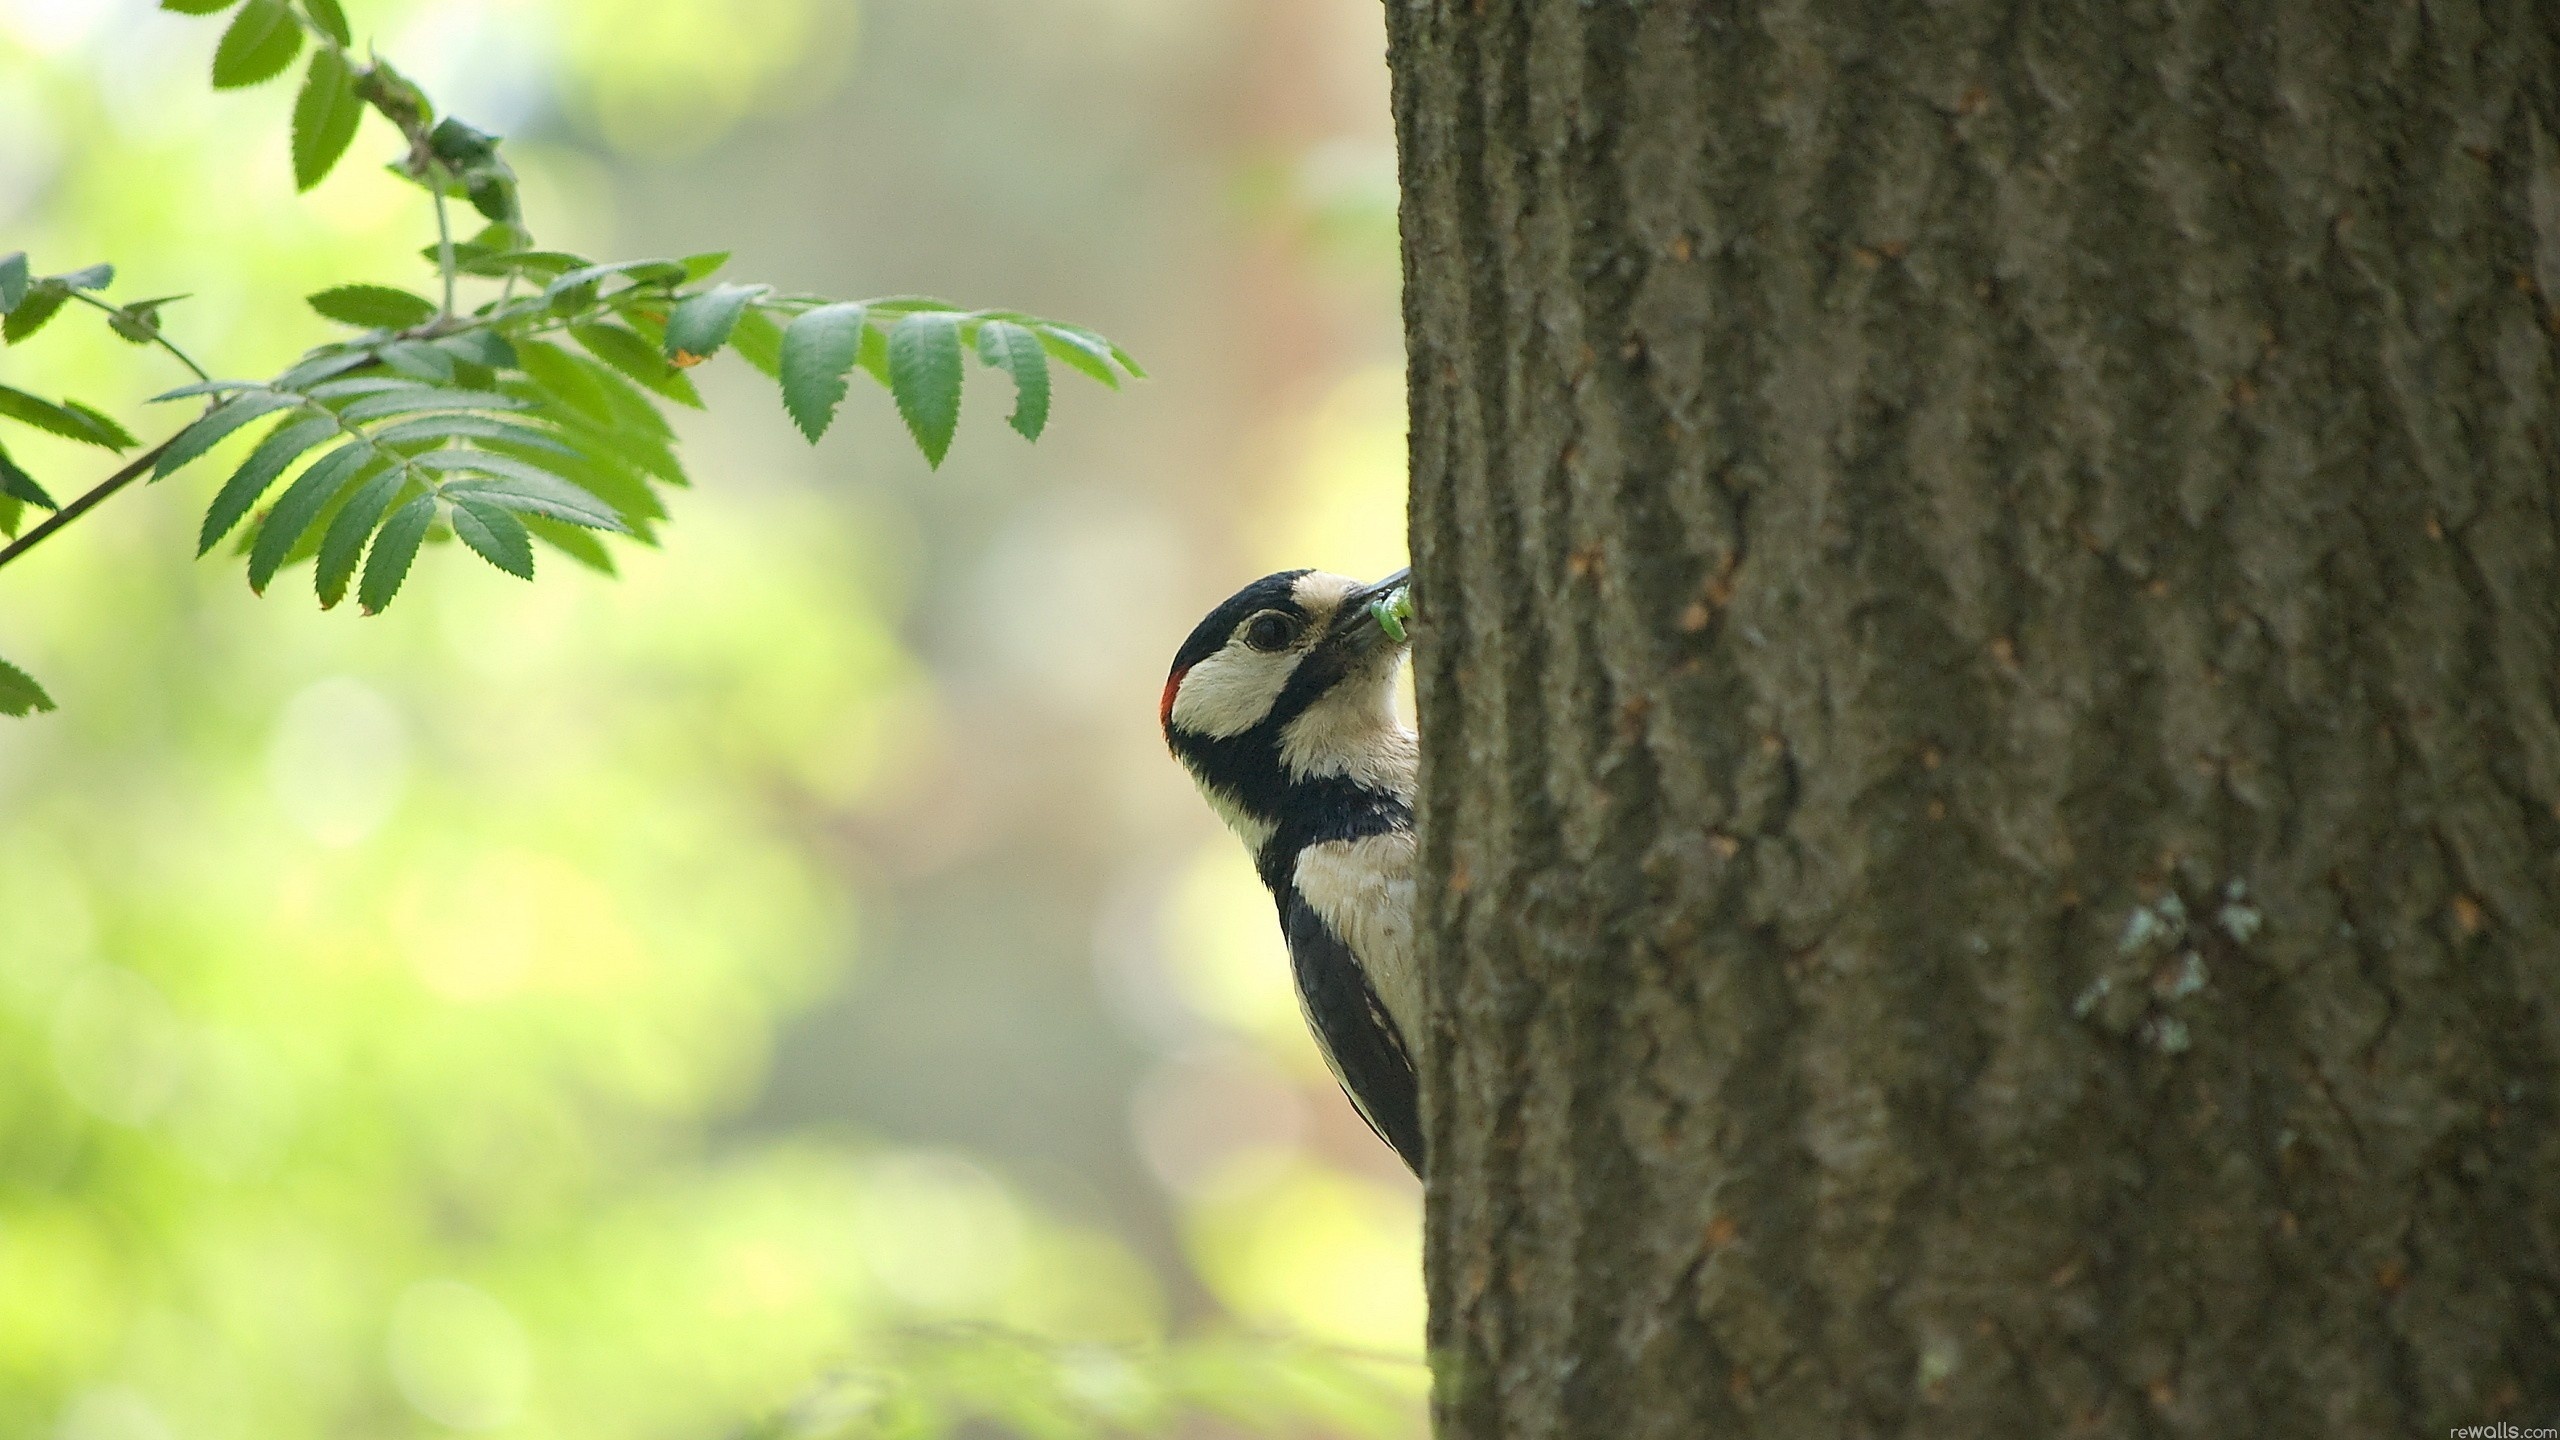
[1278,668,1415,794]
[1169,645,1304,739]
[1293,830,1420,1045]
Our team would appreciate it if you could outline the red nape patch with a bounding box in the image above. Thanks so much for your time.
[1160,666,1189,733]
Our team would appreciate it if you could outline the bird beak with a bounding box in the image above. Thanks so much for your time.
[1329,567,1414,655]
[1343,567,1412,610]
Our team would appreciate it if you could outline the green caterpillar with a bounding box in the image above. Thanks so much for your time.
[1370,586,1413,643]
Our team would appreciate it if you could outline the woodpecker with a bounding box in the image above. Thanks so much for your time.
[1161,567,1423,1176]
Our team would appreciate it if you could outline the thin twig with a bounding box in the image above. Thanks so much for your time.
[431,177,458,319]
[66,291,213,382]
[0,438,176,573]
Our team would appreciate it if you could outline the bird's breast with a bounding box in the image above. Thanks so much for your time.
[1289,829,1420,1048]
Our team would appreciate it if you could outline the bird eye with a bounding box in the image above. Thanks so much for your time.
[1242,612,1301,652]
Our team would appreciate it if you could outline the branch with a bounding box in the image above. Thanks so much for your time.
[0,437,176,573]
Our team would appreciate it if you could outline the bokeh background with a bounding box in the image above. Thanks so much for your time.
[0,0,1419,1434]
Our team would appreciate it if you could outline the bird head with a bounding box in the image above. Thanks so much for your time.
[1161,567,1415,846]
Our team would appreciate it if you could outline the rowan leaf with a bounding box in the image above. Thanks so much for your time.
[156,392,300,478]
[211,0,302,89]
[314,468,403,607]
[367,413,570,456]
[0,385,130,449]
[974,320,1050,442]
[3,285,65,344]
[0,253,25,313]
[247,441,376,591]
[775,303,866,443]
[887,311,963,467]
[291,47,363,191]
[0,657,54,717]
[570,323,701,407]
[302,0,351,45]
[308,284,437,329]
[358,494,435,614]
[160,0,242,13]
[1037,326,1120,389]
[335,387,527,424]
[0,442,53,509]
[663,283,765,366]
[199,413,338,554]
[438,468,627,532]
[449,498,533,579]
[729,305,784,379]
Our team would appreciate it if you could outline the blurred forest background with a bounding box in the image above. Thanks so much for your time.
[0,0,1421,1435]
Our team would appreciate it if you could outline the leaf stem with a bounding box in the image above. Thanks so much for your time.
[431,175,459,319]
[66,291,213,382]
[0,437,176,574]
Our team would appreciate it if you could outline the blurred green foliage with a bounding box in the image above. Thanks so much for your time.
[0,0,1423,1435]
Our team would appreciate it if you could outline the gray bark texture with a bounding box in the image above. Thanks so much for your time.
[1387,2,2560,1435]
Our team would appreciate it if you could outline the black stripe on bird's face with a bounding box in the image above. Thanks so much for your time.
[1163,569,1413,855]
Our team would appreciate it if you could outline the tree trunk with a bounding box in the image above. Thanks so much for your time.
[1388,2,2560,1434]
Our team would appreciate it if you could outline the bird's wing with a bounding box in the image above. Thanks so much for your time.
[1283,890,1425,1175]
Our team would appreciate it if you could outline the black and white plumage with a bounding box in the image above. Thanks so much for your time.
[1160,568,1423,1175]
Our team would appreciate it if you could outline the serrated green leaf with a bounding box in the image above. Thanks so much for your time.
[271,349,372,390]
[449,498,533,579]
[161,0,241,13]
[156,392,300,478]
[301,0,350,43]
[521,514,616,574]
[663,283,765,365]
[778,302,865,443]
[570,323,701,407]
[3,284,65,344]
[60,400,136,450]
[308,284,437,329]
[888,312,963,467]
[729,305,784,379]
[367,412,569,456]
[291,47,362,190]
[439,468,627,532]
[679,251,731,283]
[1038,327,1121,389]
[1047,323,1146,380]
[0,253,26,313]
[358,494,434,614]
[974,320,1051,442]
[434,330,517,369]
[0,385,129,450]
[335,387,528,423]
[0,657,54,717]
[376,339,456,383]
[0,494,21,538]
[57,264,111,291]
[314,467,403,607]
[199,413,338,553]
[511,341,616,424]
[248,441,376,591]
[211,0,301,89]
[543,259,685,298]
[0,443,54,509]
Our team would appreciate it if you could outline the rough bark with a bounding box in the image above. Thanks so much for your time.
[1388,2,2560,1435]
